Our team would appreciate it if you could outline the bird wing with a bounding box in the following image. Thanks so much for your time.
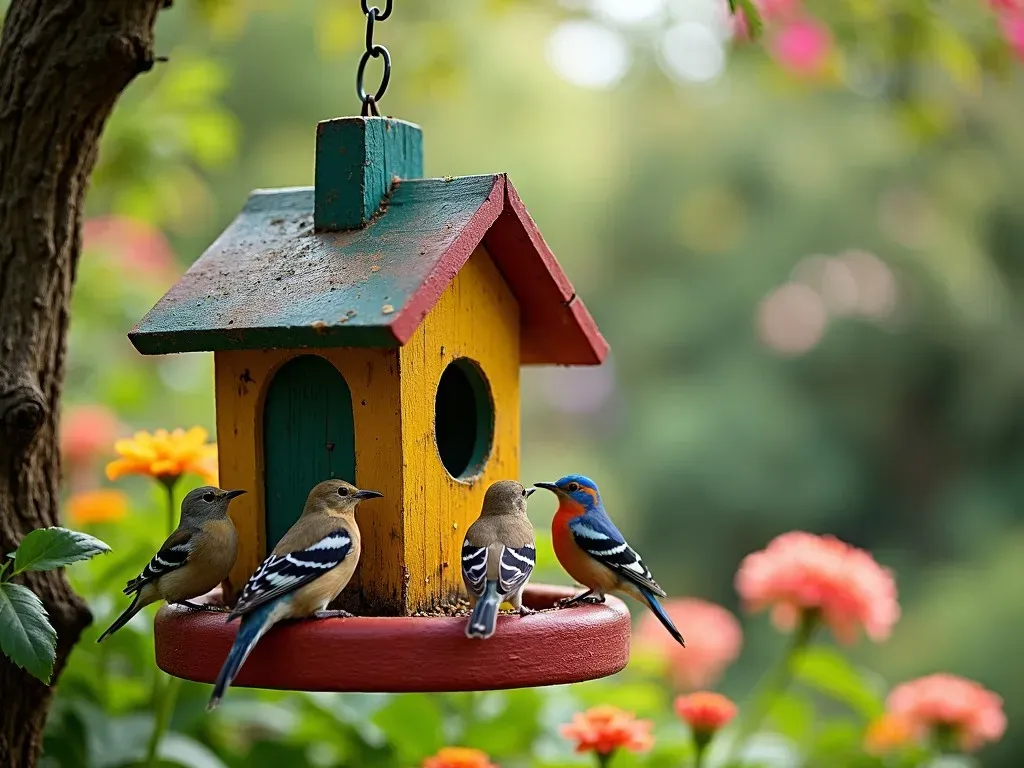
[228,529,353,619]
[461,541,489,598]
[569,512,666,597]
[498,545,535,596]
[124,528,194,595]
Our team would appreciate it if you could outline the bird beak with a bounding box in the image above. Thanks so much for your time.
[525,487,537,497]
[222,489,247,501]
[353,489,384,500]
[533,482,560,493]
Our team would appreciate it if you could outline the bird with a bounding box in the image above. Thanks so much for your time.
[207,479,382,710]
[461,480,537,639]
[534,474,684,647]
[98,486,245,643]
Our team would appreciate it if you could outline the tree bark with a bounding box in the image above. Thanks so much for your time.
[0,2,168,764]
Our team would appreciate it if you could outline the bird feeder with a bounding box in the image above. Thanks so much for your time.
[128,113,631,692]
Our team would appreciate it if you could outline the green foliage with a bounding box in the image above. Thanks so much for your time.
[0,527,110,683]
[37,0,1024,765]
[0,582,57,684]
[11,527,111,574]
[793,647,885,720]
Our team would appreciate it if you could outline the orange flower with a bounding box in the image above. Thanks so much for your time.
[61,405,122,466]
[735,531,899,643]
[422,747,496,768]
[675,692,737,734]
[863,713,921,756]
[887,674,1006,752]
[635,598,742,690]
[66,489,129,525]
[561,705,654,756]
[106,427,217,485]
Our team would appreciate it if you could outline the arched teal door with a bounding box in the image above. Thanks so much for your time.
[262,355,356,549]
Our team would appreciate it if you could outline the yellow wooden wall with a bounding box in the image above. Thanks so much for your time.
[212,244,519,613]
[213,346,403,606]
[398,245,521,609]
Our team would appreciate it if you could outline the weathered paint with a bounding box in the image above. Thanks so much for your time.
[128,175,607,366]
[262,355,356,548]
[214,346,403,607]
[212,246,518,614]
[154,584,632,692]
[397,245,520,609]
[314,117,424,231]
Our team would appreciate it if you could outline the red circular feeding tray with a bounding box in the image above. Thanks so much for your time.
[154,584,631,692]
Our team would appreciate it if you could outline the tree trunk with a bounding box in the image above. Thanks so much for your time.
[0,2,167,764]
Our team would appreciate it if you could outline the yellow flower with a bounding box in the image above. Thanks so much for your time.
[66,489,129,525]
[106,427,217,485]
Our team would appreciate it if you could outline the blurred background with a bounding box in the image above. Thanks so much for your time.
[28,0,1024,764]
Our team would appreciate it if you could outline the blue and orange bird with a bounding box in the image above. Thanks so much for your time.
[207,479,382,710]
[98,486,244,643]
[534,474,684,647]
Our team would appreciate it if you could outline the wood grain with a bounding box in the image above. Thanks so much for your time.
[398,245,520,610]
[154,584,631,692]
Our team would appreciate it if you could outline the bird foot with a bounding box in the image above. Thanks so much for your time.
[313,609,354,619]
[179,600,228,612]
[518,605,536,616]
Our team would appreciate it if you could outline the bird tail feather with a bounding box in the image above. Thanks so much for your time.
[639,585,685,647]
[97,586,154,643]
[208,604,274,710]
[466,581,501,640]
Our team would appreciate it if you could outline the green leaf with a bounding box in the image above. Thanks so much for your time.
[734,0,763,40]
[768,692,815,742]
[0,582,57,683]
[12,527,111,574]
[372,695,444,765]
[793,646,884,719]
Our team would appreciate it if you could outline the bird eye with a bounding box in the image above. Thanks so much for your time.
[337,487,349,497]
[202,492,215,502]
[566,482,580,493]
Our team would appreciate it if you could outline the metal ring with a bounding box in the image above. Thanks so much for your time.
[364,8,376,52]
[361,0,392,21]
[356,44,391,105]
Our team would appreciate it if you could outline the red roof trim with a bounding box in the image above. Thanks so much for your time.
[389,175,506,345]
[390,174,608,366]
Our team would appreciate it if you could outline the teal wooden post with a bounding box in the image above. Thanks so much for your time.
[314,116,424,231]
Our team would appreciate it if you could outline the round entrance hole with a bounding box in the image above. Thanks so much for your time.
[434,358,494,479]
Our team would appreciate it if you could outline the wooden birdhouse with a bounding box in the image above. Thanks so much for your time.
[131,117,631,692]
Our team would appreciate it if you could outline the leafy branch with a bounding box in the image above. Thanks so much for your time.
[0,527,110,683]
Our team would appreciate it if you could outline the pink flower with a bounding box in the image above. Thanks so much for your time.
[735,531,899,644]
[675,692,738,734]
[770,19,832,76]
[887,674,1006,752]
[989,0,1023,11]
[560,706,654,756]
[61,405,122,466]
[728,0,801,41]
[759,0,801,20]
[83,215,176,283]
[1001,13,1024,59]
[635,598,742,690]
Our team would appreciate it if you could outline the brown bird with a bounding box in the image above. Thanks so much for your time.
[98,486,244,643]
[208,479,382,709]
[461,480,537,639]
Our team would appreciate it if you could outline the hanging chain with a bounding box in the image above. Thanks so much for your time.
[357,0,392,117]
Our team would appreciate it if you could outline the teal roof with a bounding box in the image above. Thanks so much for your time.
[129,174,607,365]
